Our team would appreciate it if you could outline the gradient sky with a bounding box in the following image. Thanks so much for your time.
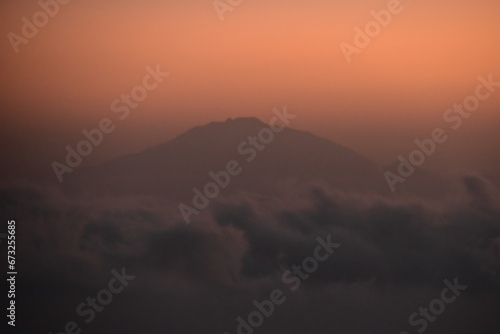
[1,0,499,180]
[2,3,500,332]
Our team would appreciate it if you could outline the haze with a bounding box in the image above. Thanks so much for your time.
[0,0,499,180]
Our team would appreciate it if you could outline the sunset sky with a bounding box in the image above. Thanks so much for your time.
[1,0,499,179]
[3,2,500,334]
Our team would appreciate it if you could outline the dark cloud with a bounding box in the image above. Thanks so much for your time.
[2,175,500,333]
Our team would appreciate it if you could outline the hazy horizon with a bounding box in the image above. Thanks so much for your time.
[1,1,499,333]
[1,0,499,182]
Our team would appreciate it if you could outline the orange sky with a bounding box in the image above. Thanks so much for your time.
[1,0,499,178]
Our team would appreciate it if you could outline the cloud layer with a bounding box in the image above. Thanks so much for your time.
[2,174,500,333]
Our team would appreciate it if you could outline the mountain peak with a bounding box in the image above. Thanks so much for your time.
[221,117,265,126]
[73,115,451,199]
[183,117,267,136]
[224,117,264,124]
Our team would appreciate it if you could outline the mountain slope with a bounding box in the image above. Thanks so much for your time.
[66,117,449,199]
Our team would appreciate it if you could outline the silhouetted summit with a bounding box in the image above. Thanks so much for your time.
[69,118,447,198]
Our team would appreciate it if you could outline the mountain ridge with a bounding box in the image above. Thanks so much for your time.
[65,117,451,199]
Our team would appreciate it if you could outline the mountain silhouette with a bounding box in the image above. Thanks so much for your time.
[66,117,450,199]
